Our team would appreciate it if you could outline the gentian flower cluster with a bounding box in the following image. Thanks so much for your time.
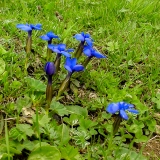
[16,22,141,137]
[17,24,42,53]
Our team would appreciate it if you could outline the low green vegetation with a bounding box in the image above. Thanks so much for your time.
[0,0,160,159]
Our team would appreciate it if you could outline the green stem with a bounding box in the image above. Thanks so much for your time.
[54,53,61,73]
[46,82,53,112]
[57,72,72,99]
[82,56,92,68]
[36,106,41,147]
[47,48,52,61]
[26,34,32,54]
[113,115,122,136]
[74,42,84,59]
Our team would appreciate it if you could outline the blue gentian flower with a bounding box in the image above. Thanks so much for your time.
[65,58,84,73]
[44,62,55,111]
[16,23,42,54]
[106,102,139,120]
[45,62,55,76]
[40,31,60,44]
[57,58,84,98]
[48,44,73,58]
[83,45,106,58]
[73,32,93,59]
[16,24,42,35]
[45,62,55,83]
[74,32,93,46]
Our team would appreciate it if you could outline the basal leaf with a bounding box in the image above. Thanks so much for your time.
[25,77,46,92]
[28,146,61,160]
[66,105,88,117]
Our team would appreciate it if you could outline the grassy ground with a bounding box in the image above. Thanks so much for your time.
[0,0,160,159]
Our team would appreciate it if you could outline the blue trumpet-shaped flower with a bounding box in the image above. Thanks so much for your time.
[16,24,42,35]
[48,44,73,58]
[73,32,93,46]
[65,58,84,73]
[45,62,55,83]
[83,45,106,58]
[45,62,55,76]
[57,58,84,98]
[40,31,60,44]
[73,32,93,59]
[44,62,55,111]
[16,23,42,54]
[106,102,139,120]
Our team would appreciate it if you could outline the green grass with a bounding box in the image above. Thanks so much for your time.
[0,0,160,159]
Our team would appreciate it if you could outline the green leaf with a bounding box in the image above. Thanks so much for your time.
[0,58,5,76]
[152,93,160,109]
[10,80,22,89]
[58,124,70,145]
[70,83,78,96]
[25,77,46,92]
[134,135,148,143]
[0,113,4,135]
[114,147,147,160]
[15,96,32,114]
[50,100,69,116]
[66,105,88,117]
[10,127,26,141]
[79,118,98,129]
[146,119,156,132]
[107,41,119,51]
[16,124,34,137]
[0,44,7,54]
[28,146,61,160]
[38,114,51,128]
[60,145,80,160]
[63,114,80,126]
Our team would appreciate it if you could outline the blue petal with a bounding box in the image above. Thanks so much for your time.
[92,50,106,58]
[83,47,92,57]
[128,104,134,108]
[84,33,90,38]
[40,35,50,41]
[106,103,120,114]
[31,24,42,30]
[64,65,72,73]
[61,51,71,57]
[120,109,128,120]
[70,58,77,69]
[52,48,60,53]
[119,102,129,110]
[73,65,84,72]
[45,62,55,75]
[85,38,93,46]
[127,109,139,114]
[65,58,71,67]
[35,24,42,28]
[47,31,59,39]
[74,34,85,41]
[48,44,55,50]
[16,24,32,31]
[66,49,74,52]
[58,44,66,51]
